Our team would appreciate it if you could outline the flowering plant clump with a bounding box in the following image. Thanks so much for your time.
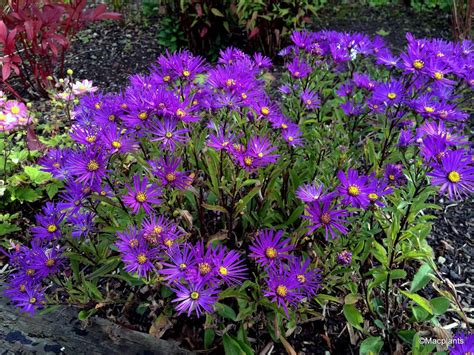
[2,31,473,353]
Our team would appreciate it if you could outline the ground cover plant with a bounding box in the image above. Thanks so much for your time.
[1,30,473,353]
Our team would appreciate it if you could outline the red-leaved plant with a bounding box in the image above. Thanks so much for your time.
[0,0,120,99]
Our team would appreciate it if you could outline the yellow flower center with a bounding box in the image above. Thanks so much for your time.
[100,190,107,196]
[29,297,37,304]
[163,75,170,82]
[448,171,460,183]
[265,247,277,258]
[222,141,229,147]
[129,239,139,248]
[368,193,378,201]
[121,103,128,109]
[47,224,57,233]
[387,92,397,100]
[413,60,424,69]
[199,262,211,275]
[297,274,306,283]
[437,52,444,57]
[276,285,287,297]
[244,157,253,166]
[434,72,443,80]
[137,253,147,264]
[320,212,331,225]
[95,103,101,110]
[176,108,186,118]
[87,160,99,171]
[306,99,312,105]
[112,140,121,149]
[226,79,235,87]
[288,136,294,142]
[11,106,20,115]
[389,174,395,181]
[166,173,176,182]
[108,114,115,121]
[20,284,26,292]
[348,185,360,196]
[136,192,147,203]
[294,71,300,77]
[190,291,199,300]
[192,99,198,105]
[153,226,163,235]
[424,106,435,113]
[86,135,96,143]
[45,259,55,267]
[241,93,247,99]
[182,70,190,77]
[257,152,264,158]
[179,263,187,270]
[219,266,228,276]
[281,123,288,129]
[0,113,6,121]
[261,107,270,115]
[26,269,35,276]
[165,132,173,138]
[163,238,173,247]
[138,112,147,120]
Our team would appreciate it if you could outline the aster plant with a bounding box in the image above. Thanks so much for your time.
[1,31,473,354]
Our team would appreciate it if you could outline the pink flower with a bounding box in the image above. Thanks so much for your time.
[72,80,98,96]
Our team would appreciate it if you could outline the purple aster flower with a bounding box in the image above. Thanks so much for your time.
[206,124,237,152]
[235,136,280,171]
[384,164,407,186]
[123,176,162,214]
[70,124,101,147]
[101,125,136,154]
[428,149,474,200]
[118,242,157,278]
[161,244,196,282]
[420,135,449,163]
[253,53,272,69]
[152,156,192,190]
[304,200,349,240]
[398,129,414,148]
[448,333,474,354]
[375,48,399,68]
[263,266,303,317]
[353,73,376,91]
[68,212,95,238]
[171,279,219,317]
[67,149,107,186]
[212,245,247,286]
[30,242,64,278]
[372,79,404,106]
[39,148,71,180]
[367,176,393,207]
[116,226,145,252]
[337,169,371,208]
[288,257,321,297]
[249,229,293,267]
[150,118,189,152]
[282,124,304,147]
[31,214,63,242]
[59,182,88,215]
[301,89,320,110]
[296,183,334,203]
[7,284,45,314]
[286,57,311,79]
[290,30,315,50]
[340,101,364,117]
[337,250,352,265]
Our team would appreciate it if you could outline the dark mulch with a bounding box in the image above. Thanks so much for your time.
[56,3,472,353]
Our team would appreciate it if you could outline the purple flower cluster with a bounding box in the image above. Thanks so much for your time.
[281,30,473,201]
[298,175,392,240]
[115,222,247,317]
[249,229,321,316]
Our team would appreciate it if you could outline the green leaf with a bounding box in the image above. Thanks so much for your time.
[202,203,229,215]
[222,334,245,355]
[410,263,434,292]
[0,222,21,236]
[11,187,42,202]
[214,302,237,321]
[371,241,387,266]
[430,297,450,315]
[343,304,363,330]
[359,336,383,355]
[204,328,215,349]
[400,291,433,314]
[24,166,52,184]
[211,8,224,17]
[88,257,121,279]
